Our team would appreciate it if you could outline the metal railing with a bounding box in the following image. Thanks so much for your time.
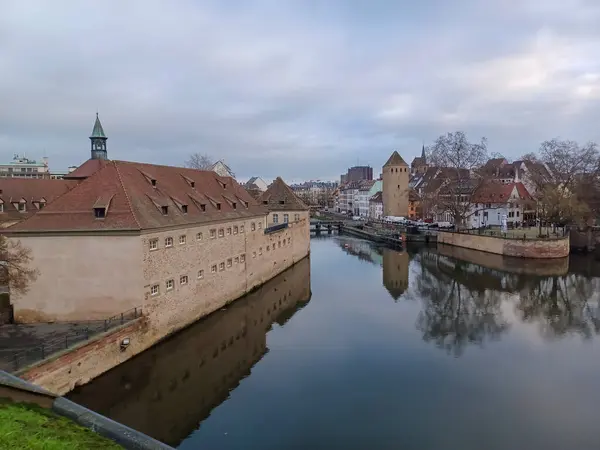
[264,222,289,234]
[446,227,568,240]
[0,306,142,373]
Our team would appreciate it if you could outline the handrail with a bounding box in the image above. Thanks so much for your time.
[0,306,143,373]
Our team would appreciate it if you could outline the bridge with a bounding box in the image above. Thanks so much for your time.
[310,220,348,233]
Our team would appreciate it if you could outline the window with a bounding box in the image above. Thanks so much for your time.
[259,247,263,255]
[294,214,300,221]
[253,251,257,258]
[283,214,289,223]
[218,228,224,238]
[150,284,159,296]
[233,202,237,209]
[211,265,217,273]
[251,222,256,231]
[210,229,216,239]
[161,206,168,215]
[235,256,239,264]
[149,239,159,250]
[227,258,232,268]
[0,204,3,213]
[233,226,238,235]
[278,241,281,248]
[279,200,285,205]
[240,254,245,263]
[267,245,270,251]
[287,237,291,244]
[516,211,520,217]
[273,214,279,224]
[166,279,174,291]
[165,237,173,247]
[258,222,262,229]
[283,239,286,246]
[240,225,245,233]
[180,275,188,285]
[18,202,26,212]
[182,205,188,214]
[179,235,186,245]
[94,207,105,218]
[198,270,204,279]
[216,203,221,210]
[219,262,225,271]
[200,204,206,212]
[196,232,203,241]
[227,227,232,235]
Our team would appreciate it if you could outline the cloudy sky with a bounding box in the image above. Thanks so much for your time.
[1,0,600,182]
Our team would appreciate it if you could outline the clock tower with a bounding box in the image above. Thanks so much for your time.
[90,113,108,160]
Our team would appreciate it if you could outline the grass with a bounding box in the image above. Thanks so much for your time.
[0,400,122,449]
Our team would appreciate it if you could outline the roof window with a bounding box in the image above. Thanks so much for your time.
[94,207,106,219]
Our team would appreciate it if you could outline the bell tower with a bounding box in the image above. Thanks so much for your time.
[90,113,108,160]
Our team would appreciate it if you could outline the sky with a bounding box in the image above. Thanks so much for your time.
[1,0,600,182]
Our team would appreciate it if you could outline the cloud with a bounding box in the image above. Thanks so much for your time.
[1,0,599,181]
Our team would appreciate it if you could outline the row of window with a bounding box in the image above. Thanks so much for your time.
[251,237,292,258]
[148,221,266,250]
[272,213,300,224]
[150,254,247,296]
[0,200,46,213]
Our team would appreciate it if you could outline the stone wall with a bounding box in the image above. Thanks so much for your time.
[437,232,570,259]
[10,235,143,322]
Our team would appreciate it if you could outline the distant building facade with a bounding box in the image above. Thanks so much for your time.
[0,155,49,179]
[209,160,235,179]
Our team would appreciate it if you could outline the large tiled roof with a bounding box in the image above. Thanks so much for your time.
[8,160,266,233]
[472,182,532,204]
[258,177,309,211]
[384,151,408,167]
[63,159,109,180]
[0,179,77,225]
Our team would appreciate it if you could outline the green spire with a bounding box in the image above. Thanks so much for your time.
[90,113,106,138]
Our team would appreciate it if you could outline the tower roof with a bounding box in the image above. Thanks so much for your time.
[421,144,426,160]
[90,113,107,139]
[383,151,408,167]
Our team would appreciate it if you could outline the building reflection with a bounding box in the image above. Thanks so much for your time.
[382,249,409,301]
[336,237,410,301]
[68,257,311,447]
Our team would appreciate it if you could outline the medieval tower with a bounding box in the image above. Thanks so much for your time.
[382,151,409,217]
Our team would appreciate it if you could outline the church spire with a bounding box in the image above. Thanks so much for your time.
[421,143,426,159]
[89,113,108,160]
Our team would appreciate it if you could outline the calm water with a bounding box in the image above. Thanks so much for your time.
[69,236,600,450]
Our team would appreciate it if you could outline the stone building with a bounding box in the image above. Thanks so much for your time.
[382,151,409,218]
[5,117,310,331]
[410,145,429,175]
[258,177,310,228]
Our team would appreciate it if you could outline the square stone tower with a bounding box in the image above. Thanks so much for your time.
[382,151,409,217]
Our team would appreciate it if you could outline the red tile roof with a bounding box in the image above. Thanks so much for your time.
[0,179,77,225]
[63,159,109,180]
[472,182,532,204]
[7,161,267,233]
[258,177,309,211]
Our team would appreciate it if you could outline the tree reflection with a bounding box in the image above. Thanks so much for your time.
[414,252,509,357]
[516,274,600,339]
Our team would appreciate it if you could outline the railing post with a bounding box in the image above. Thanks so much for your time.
[104,319,108,332]
[65,335,68,349]
[121,312,124,324]
[40,344,45,360]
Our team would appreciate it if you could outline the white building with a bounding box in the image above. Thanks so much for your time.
[209,160,235,179]
[0,155,50,178]
[469,182,535,228]
[244,176,269,192]
[369,191,383,219]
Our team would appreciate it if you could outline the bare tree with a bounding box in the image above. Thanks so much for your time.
[523,139,600,229]
[185,153,214,170]
[428,131,489,227]
[0,237,38,295]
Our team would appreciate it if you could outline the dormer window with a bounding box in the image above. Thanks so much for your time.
[190,181,195,188]
[200,204,206,212]
[18,201,26,212]
[216,203,221,210]
[232,202,237,209]
[94,207,106,219]
[263,200,268,205]
[279,200,285,205]
[161,206,168,215]
[151,179,157,187]
[0,204,4,213]
[182,205,188,214]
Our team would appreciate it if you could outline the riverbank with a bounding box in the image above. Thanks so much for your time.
[0,400,122,449]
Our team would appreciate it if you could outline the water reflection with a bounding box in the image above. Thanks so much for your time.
[68,257,311,447]
[411,244,600,353]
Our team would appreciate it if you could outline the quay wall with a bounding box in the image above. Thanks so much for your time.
[437,232,570,259]
[16,213,310,395]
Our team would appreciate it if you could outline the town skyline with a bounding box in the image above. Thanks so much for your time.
[2,0,600,180]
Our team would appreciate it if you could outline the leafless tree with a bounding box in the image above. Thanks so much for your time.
[185,153,214,170]
[522,139,600,229]
[0,236,39,295]
[428,131,489,227]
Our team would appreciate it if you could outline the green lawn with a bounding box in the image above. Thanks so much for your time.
[0,400,122,449]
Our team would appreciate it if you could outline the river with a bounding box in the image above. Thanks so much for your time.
[68,235,600,450]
